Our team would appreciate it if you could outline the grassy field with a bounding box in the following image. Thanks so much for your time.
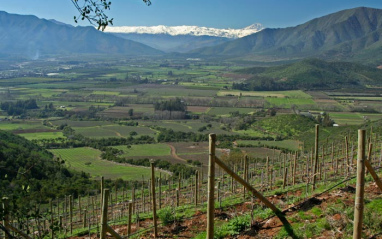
[266,97,316,108]
[329,112,382,125]
[73,125,156,138]
[207,107,255,116]
[112,144,171,157]
[217,90,312,98]
[0,121,46,131]
[237,139,300,151]
[49,147,152,180]
[18,131,64,140]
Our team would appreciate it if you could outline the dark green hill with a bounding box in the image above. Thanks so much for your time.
[0,11,163,58]
[234,58,382,90]
[0,130,95,213]
[191,7,382,64]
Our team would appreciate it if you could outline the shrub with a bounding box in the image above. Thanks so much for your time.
[157,207,177,225]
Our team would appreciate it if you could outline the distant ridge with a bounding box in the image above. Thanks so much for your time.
[105,24,264,39]
[235,58,382,90]
[0,11,163,58]
[191,7,382,64]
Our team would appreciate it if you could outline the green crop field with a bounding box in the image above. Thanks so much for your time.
[0,121,46,131]
[73,125,156,138]
[237,139,300,151]
[112,143,171,157]
[51,120,113,128]
[266,97,316,108]
[217,90,311,98]
[330,112,382,125]
[49,147,152,180]
[18,131,64,140]
[207,107,255,116]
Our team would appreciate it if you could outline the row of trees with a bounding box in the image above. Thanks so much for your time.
[0,99,38,115]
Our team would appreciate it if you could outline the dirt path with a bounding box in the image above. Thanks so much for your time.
[167,143,187,162]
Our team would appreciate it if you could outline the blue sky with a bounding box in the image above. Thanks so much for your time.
[2,0,382,28]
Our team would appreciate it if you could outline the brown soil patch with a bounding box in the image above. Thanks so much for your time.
[187,106,210,113]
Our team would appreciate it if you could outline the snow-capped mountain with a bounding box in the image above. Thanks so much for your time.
[105,24,263,39]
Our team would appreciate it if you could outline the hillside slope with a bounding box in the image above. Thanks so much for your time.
[191,7,382,63]
[0,11,163,58]
[234,59,382,90]
[0,130,95,208]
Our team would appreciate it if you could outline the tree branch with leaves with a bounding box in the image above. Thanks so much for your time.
[71,0,151,31]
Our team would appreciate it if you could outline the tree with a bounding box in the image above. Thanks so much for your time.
[71,0,151,30]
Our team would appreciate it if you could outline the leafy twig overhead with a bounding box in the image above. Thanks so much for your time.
[71,0,151,31]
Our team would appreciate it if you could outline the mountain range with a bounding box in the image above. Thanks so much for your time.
[0,11,162,58]
[234,58,382,90]
[105,24,264,38]
[191,7,382,64]
[105,24,263,53]
[1,7,382,64]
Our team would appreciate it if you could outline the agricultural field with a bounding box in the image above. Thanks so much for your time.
[0,120,46,131]
[236,139,300,151]
[49,147,152,180]
[112,143,171,157]
[207,107,255,116]
[18,131,64,140]
[265,97,316,108]
[329,112,382,125]
[73,125,156,138]
[2,58,382,182]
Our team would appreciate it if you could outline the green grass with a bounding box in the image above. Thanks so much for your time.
[207,107,255,116]
[92,90,120,95]
[73,125,156,138]
[0,121,46,131]
[330,112,382,125]
[49,147,152,180]
[112,144,171,157]
[237,139,300,151]
[217,90,311,98]
[266,97,316,108]
[18,131,64,140]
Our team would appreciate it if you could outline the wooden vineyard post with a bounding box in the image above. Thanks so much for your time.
[244,155,248,198]
[132,186,135,215]
[69,195,73,235]
[127,202,132,236]
[331,142,334,170]
[50,199,54,239]
[100,189,109,239]
[3,198,10,239]
[150,162,158,238]
[283,168,287,189]
[217,181,221,209]
[293,152,297,185]
[100,176,104,211]
[176,189,180,207]
[345,136,350,177]
[83,209,87,228]
[312,124,319,191]
[353,129,366,239]
[195,171,199,206]
[142,181,145,213]
[266,156,270,191]
[365,143,382,192]
[207,133,216,239]
[159,173,162,209]
[78,196,82,225]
